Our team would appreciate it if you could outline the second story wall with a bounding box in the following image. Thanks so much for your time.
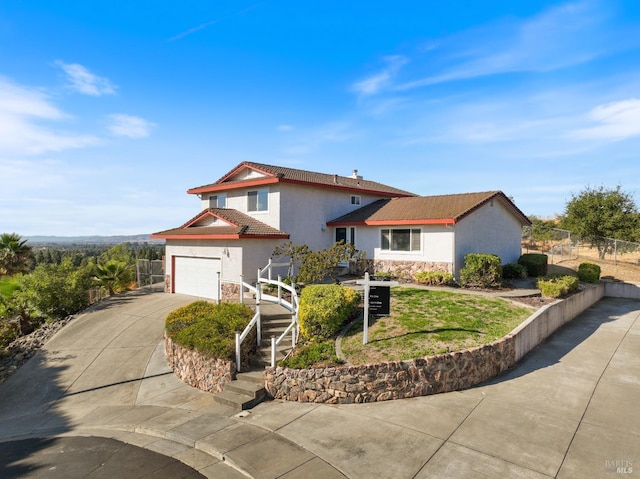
[199,185,282,230]
[198,182,395,251]
[279,183,388,251]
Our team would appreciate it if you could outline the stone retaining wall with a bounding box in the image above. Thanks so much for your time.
[164,325,256,393]
[164,335,235,393]
[264,282,634,404]
[265,335,516,404]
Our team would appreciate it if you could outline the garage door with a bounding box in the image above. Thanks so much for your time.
[173,256,221,300]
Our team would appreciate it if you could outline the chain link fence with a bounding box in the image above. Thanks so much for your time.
[522,226,640,267]
[136,259,165,288]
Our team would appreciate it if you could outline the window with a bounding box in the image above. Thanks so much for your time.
[336,227,356,246]
[380,228,421,252]
[209,193,226,208]
[247,189,268,212]
[351,195,361,205]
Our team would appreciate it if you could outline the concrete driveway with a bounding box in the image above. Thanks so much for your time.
[0,288,639,478]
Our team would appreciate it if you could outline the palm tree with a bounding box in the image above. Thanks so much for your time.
[93,260,131,295]
[0,233,33,276]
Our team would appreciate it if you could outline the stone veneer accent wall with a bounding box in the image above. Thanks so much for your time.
[372,260,452,281]
[265,336,515,404]
[164,275,240,301]
[221,283,240,301]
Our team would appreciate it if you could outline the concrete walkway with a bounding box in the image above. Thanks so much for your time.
[0,288,638,478]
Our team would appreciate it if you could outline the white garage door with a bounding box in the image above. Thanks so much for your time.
[173,256,221,300]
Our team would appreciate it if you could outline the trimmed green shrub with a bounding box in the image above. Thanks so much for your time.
[279,340,342,368]
[502,263,528,280]
[578,262,601,283]
[298,285,360,341]
[459,254,502,288]
[518,254,548,277]
[413,270,456,286]
[165,301,254,360]
[536,275,579,298]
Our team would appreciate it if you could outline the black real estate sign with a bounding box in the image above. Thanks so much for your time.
[369,285,390,316]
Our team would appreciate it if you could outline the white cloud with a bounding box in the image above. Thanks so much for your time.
[56,61,117,96]
[396,1,610,90]
[352,55,408,96]
[0,77,99,155]
[569,99,640,141]
[277,124,294,131]
[107,114,155,138]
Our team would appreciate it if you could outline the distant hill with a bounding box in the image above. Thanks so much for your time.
[26,234,164,245]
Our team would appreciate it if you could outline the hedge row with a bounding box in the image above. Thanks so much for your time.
[165,301,254,360]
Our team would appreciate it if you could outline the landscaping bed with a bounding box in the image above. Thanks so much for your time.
[340,288,532,364]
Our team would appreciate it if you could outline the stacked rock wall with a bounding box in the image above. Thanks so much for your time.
[265,336,515,403]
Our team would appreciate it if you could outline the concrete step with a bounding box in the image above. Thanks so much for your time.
[261,317,293,327]
[251,346,290,367]
[212,370,268,410]
[213,389,263,411]
[225,378,264,397]
[235,369,265,385]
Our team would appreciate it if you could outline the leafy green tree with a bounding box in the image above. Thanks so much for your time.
[11,258,94,322]
[100,243,135,264]
[559,186,640,259]
[93,260,132,295]
[0,233,33,276]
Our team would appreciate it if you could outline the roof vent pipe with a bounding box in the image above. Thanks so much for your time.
[351,169,363,180]
[333,174,338,184]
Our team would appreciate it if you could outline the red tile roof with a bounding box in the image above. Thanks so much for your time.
[327,191,531,226]
[151,208,289,240]
[187,161,415,197]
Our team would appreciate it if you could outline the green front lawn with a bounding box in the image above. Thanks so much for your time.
[341,287,532,364]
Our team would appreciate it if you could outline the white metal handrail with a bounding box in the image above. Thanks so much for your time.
[234,280,261,373]
[233,259,302,371]
[270,310,299,367]
[256,260,300,368]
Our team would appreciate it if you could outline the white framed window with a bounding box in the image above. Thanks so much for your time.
[248,189,268,212]
[351,195,361,205]
[209,193,227,208]
[381,228,421,252]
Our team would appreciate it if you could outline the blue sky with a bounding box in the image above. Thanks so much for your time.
[1,0,640,236]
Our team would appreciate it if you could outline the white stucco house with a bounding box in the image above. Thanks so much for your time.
[152,161,531,300]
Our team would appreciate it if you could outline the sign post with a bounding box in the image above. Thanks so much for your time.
[356,272,399,344]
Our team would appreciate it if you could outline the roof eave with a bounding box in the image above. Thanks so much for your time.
[327,218,456,226]
[188,177,280,195]
[151,233,242,240]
